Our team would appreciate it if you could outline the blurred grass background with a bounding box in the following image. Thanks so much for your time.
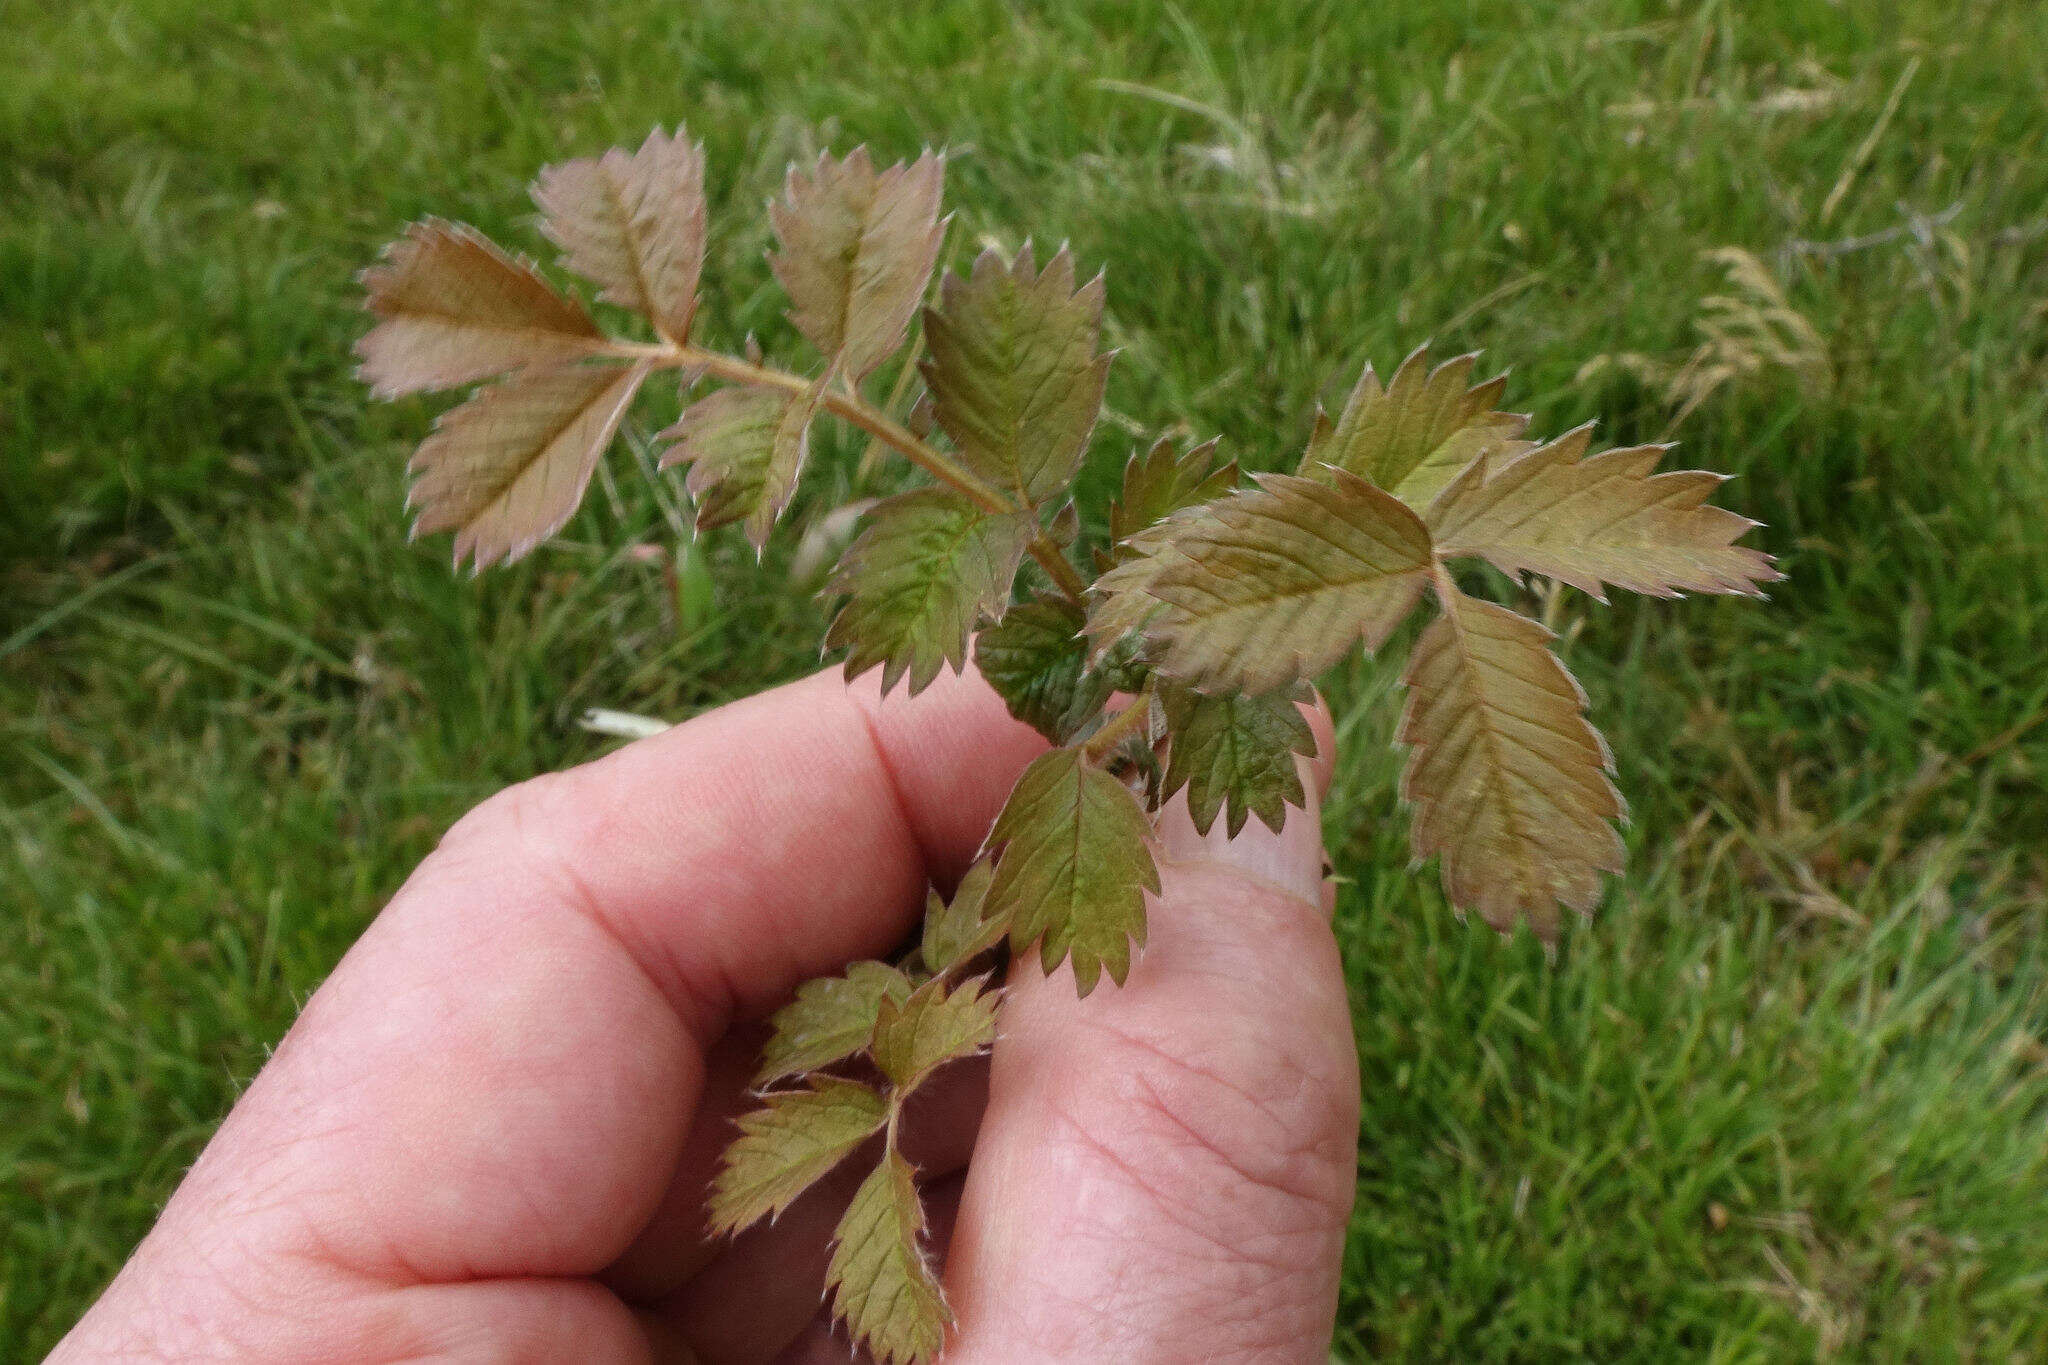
[5,0,2047,1357]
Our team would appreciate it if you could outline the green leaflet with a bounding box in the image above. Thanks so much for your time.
[825,487,1035,695]
[1139,470,1435,695]
[755,960,915,1087]
[708,1076,889,1235]
[1159,684,1317,838]
[1106,435,1237,552]
[921,244,1110,508]
[827,1150,949,1365]
[1303,344,1529,510]
[974,592,1112,743]
[771,148,945,382]
[987,749,1160,996]
[657,378,822,550]
[871,976,1000,1094]
[921,858,1005,974]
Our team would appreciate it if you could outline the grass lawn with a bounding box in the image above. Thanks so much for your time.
[6,0,2048,1357]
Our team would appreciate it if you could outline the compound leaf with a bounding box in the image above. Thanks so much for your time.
[825,487,1034,695]
[1107,436,1237,550]
[975,592,1111,743]
[407,361,650,570]
[709,1076,889,1235]
[657,378,824,550]
[533,126,707,343]
[1398,585,1626,939]
[921,858,1005,974]
[1304,345,1529,510]
[1159,685,1316,838]
[358,220,605,397]
[872,975,1000,1095]
[921,244,1110,507]
[756,960,915,1087]
[827,1150,949,1365]
[1138,470,1435,695]
[1427,425,1782,600]
[987,748,1159,996]
[772,148,945,381]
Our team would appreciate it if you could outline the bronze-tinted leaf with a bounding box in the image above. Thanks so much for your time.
[1106,435,1237,550]
[772,148,945,381]
[708,1076,889,1236]
[921,244,1110,507]
[871,976,1000,1094]
[657,378,823,550]
[756,961,915,1087]
[407,361,650,569]
[358,220,605,397]
[1140,470,1435,694]
[826,1150,949,1365]
[1397,586,1626,939]
[921,858,1005,975]
[1304,345,1529,509]
[1159,684,1316,838]
[1426,425,1783,600]
[533,126,707,342]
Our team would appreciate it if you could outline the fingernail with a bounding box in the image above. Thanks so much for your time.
[1155,781,1327,908]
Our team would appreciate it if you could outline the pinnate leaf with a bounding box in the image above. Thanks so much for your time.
[1107,435,1237,550]
[921,858,1005,974]
[756,961,914,1087]
[1398,586,1626,939]
[658,379,823,550]
[357,220,605,397]
[921,244,1110,507]
[827,1150,949,1365]
[772,148,945,381]
[1305,345,1529,510]
[872,976,1000,1093]
[1426,426,1782,600]
[407,361,650,570]
[1137,470,1434,695]
[974,592,1111,743]
[987,748,1160,995]
[709,1076,889,1235]
[1160,685,1316,838]
[825,488,1034,695]
[533,126,707,343]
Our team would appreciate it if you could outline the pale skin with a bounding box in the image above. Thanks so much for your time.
[57,665,1359,1363]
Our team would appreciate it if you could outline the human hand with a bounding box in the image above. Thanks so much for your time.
[57,666,1359,1363]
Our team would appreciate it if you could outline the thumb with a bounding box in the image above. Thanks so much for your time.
[941,709,1359,1364]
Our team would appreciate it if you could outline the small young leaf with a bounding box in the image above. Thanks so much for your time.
[974,592,1111,743]
[1107,435,1237,550]
[1138,470,1434,695]
[1304,345,1529,510]
[1398,585,1626,939]
[757,960,916,1087]
[357,220,606,397]
[709,1076,889,1235]
[407,361,650,570]
[533,126,707,344]
[1159,685,1317,838]
[921,858,1005,974]
[987,748,1160,996]
[1427,426,1782,600]
[825,488,1034,695]
[772,148,945,381]
[921,244,1110,507]
[657,379,823,550]
[827,1150,949,1365]
[872,976,1000,1094]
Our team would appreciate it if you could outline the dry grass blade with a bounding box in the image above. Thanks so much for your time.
[357,220,605,397]
[406,361,649,570]
[533,126,707,343]
[1398,583,1626,938]
[1427,424,1781,600]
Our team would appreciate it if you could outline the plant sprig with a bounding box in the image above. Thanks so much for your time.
[356,123,1779,1362]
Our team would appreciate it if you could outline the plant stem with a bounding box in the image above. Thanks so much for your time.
[611,339,1091,606]
[1081,682,1156,762]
